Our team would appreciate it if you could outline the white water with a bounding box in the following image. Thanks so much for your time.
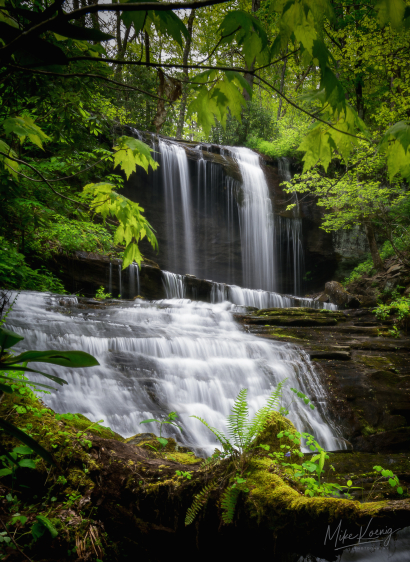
[225,147,276,292]
[6,291,344,456]
[158,139,195,275]
[162,270,337,310]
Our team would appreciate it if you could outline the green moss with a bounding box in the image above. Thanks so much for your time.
[246,458,359,524]
[254,412,299,454]
[63,413,124,441]
[163,451,202,464]
[357,355,393,370]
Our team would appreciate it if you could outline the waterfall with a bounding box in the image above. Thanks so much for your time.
[129,263,140,298]
[277,157,305,296]
[6,291,344,456]
[118,264,122,298]
[163,270,185,299]
[158,139,195,275]
[225,147,276,292]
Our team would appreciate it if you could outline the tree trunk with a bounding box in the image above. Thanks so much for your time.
[176,9,196,140]
[365,222,384,270]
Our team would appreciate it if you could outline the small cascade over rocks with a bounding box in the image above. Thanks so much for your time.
[6,291,344,456]
[162,270,337,310]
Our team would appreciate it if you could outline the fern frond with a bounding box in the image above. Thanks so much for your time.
[185,482,217,526]
[190,415,232,453]
[220,486,240,524]
[226,389,249,450]
[245,379,288,446]
[200,455,221,471]
[265,379,287,412]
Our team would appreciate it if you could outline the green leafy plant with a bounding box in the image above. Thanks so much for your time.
[374,295,410,334]
[175,470,192,480]
[191,381,287,474]
[367,465,404,501]
[140,411,182,451]
[95,286,112,300]
[32,515,58,541]
[185,482,217,526]
[0,445,36,480]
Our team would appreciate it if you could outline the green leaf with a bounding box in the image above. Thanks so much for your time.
[151,10,189,47]
[157,437,168,447]
[397,487,403,494]
[0,417,55,465]
[13,446,33,455]
[0,383,13,394]
[0,364,68,385]
[122,7,147,32]
[9,350,99,368]
[0,375,56,391]
[2,115,50,150]
[18,458,36,469]
[140,419,159,424]
[376,0,406,28]
[123,242,143,268]
[0,327,24,349]
[0,139,19,178]
[0,468,12,477]
[298,124,332,172]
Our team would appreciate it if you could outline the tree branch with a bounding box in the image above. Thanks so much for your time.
[9,65,168,101]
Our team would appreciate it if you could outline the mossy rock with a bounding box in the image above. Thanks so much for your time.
[64,412,124,441]
[369,370,402,386]
[127,434,199,457]
[253,412,300,454]
[357,355,394,370]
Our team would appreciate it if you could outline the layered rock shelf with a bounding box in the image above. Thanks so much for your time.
[235,307,410,454]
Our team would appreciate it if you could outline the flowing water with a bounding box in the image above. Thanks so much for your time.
[162,270,336,310]
[129,135,307,294]
[6,291,344,456]
[224,146,276,292]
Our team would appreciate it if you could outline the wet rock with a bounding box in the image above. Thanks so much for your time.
[125,432,157,446]
[358,295,378,308]
[316,293,329,303]
[357,355,394,370]
[324,280,361,308]
[309,350,351,360]
[355,427,410,453]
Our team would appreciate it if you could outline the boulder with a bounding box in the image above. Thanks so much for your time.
[324,280,361,308]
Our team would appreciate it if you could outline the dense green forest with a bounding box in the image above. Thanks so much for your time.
[0,0,410,292]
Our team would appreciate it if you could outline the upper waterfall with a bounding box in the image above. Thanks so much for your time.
[125,134,308,296]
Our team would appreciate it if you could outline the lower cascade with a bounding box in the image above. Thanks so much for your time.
[6,291,344,455]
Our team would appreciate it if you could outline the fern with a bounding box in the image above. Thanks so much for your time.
[220,486,240,524]
[190,415,232,456]
[200,454,221,471]
[185,482,217,526]
[245,379,288,445]
[226,388,249,450]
